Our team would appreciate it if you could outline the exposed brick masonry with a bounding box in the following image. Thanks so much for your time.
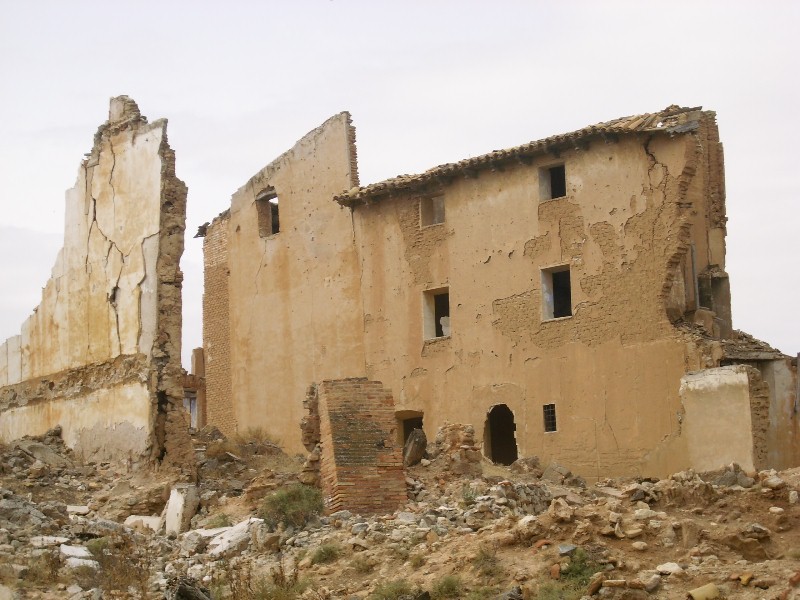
[317,378,407,515]
[203,216,235,436]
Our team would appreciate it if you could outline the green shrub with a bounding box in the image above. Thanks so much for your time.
[258,484,323,528]
[465,588,500,600]
[370,579,413,600]
[535,581,585,600]
[311,543,340,565]
[24,551,61,586]
[351,555,374,574]
[472,543,501,578]
[432,575,463,598]
[535,548,601,600]
[461,483,477,506]
[206,513,233,528]
[216,559,308,600]
[560,548,599,586]
[409,553,426,568]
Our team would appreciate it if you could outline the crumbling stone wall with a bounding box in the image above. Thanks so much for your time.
[0,96,191,466]
[317,378,407,515]
[747,366,771,471]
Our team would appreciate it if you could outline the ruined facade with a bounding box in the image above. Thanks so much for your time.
[203,106,798,480]
[0,97,191,466]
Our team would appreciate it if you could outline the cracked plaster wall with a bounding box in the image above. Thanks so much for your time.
[204,113,365,453]
[351,115,729,479]
[0,97,191,466]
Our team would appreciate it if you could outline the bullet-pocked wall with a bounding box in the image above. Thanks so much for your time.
[0,97,191,466]
[202,112,366,450]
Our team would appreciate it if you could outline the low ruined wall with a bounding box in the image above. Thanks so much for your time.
[679,365,761,472]
[760,358,800,470]
[0,97,190,466]
[317,378,407,515]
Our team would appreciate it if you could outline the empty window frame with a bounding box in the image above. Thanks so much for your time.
[255,187,280,237]
[539,164,567,200]
[541,265,572,319]
[423,287,450,339]
[543,403,557,432]
[420,194,445,226]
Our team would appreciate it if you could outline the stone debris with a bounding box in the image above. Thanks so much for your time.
[0,425,798,599]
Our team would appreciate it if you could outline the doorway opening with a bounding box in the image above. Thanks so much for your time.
[396,410,424,445]
[484,404,518,465]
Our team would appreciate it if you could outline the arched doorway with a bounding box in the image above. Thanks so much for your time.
[484,404,518,465]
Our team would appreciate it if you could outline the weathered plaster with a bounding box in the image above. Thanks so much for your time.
[0,96,191,467]
[203,108,797,478]
[680,366,757,472]
[203,113,364,449]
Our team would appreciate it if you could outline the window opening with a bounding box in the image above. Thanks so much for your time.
[484,404,518,465]
[540,164,566,200]
[424,287,450,339]
[542,265,572,319]
[543,403,557,432]
[255,187,279,237]
[420,195,445,226]
[269,198,280,234]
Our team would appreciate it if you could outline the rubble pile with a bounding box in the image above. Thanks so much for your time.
[0,426,798,599]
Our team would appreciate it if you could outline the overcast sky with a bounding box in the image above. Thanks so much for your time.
[0,1,797,368]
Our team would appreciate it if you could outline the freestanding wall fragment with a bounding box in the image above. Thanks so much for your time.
[317,379,407,515]
[0,96,191,466]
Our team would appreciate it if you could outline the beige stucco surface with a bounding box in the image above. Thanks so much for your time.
[680,366,755,472]
[204,108,798,478]
[0,106,163,387]
[210,113,364,447]
[0,382,151,461]
[0,97,191,466]
[349,133,713,478]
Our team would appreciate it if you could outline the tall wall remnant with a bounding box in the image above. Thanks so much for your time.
[201,112,365,441]
[0,96,191,466]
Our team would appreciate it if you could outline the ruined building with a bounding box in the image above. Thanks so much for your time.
[0,100,796,492]
[200,106,799,482]
[0,97,191,466]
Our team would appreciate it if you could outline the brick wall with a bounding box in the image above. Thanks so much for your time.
[203,216,235,436]
[317,378,407,515]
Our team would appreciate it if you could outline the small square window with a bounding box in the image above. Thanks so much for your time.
[541,265,572,320]
[543,404,557,432]
[540,164,566,200]
[420,195,445,226]
[423,287,450,339]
